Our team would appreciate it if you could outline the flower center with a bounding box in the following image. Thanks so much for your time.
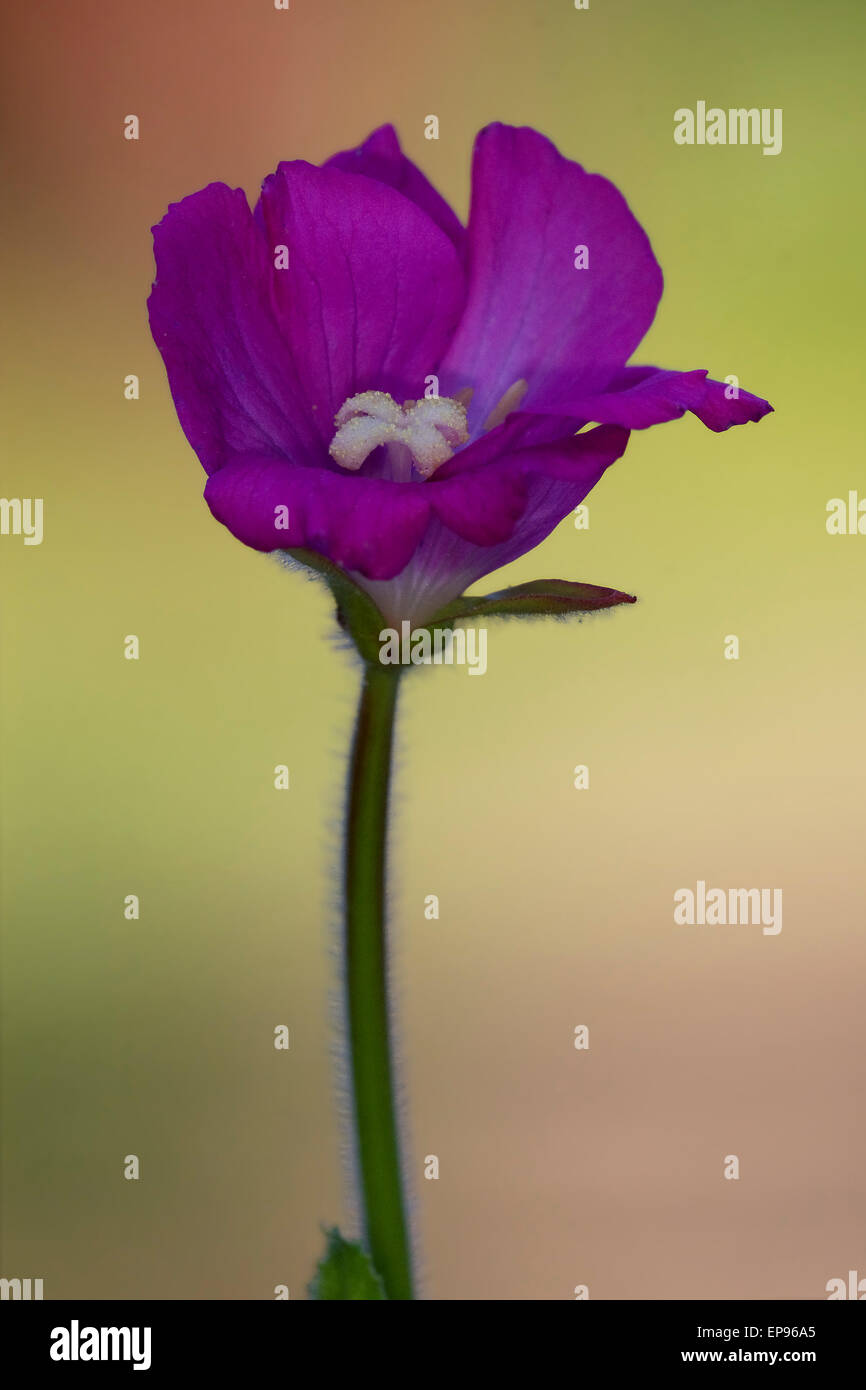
[329,391,469,480]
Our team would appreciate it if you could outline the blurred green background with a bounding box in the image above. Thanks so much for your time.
[1,0,864,1298]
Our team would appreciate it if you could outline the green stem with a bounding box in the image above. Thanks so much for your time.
[344,660,413,1299]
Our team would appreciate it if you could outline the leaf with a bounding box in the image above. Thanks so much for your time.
[431,578,637,623]
[307,1227,388,1300]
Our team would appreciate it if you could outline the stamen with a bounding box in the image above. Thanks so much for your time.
[333,390,403,431]
[482,378,529,432]
[330,391,469,478]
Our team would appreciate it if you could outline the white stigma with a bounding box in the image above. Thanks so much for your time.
[329,390,469,479]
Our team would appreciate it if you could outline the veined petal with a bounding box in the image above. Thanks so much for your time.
[428,424,628,545]
[535,365,773,431]
[325,124,466,259]
[203,454,430,581]
[354,425,630,622]
[148,183,322,474]
[201,425,626,614]
[255,161,466,443]
[438,124,663,435]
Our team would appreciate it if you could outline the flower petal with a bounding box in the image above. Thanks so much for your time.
[254,161,466,443]
[325,124,466,259]
[202,424,627,617]
[355,425,630,622]
[536,365,773,432]
[203,454,430,581]
[148,184,323,474]
[428,424,628,544]
[438,124,663,435]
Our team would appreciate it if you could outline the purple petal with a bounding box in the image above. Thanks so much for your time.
[537,365,773,431]
[148,183,322,474]
[434,409,585,474]
[202,424,627,612]
[255,161,466,443]
[355,425,630,622]
[428,424,628,544]
[427,466,530,545]
[438,125,663,435]
[325,124,466,259]
[203,454,431,581]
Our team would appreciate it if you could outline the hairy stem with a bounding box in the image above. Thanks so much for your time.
[343,660,412,1299]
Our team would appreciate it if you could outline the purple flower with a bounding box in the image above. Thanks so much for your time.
[148,124,771,623]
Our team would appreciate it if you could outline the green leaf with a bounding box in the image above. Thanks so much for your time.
[307,1227,388,1300]
[281,548,389,665]
[430,578,637,623]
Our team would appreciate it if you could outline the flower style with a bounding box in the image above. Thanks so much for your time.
[148,123,771,626]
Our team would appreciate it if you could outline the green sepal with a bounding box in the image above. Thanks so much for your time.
[430,578,637,623]
[282,548,389,665]
[307,1227,388,1300]
[284,551,636,661]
